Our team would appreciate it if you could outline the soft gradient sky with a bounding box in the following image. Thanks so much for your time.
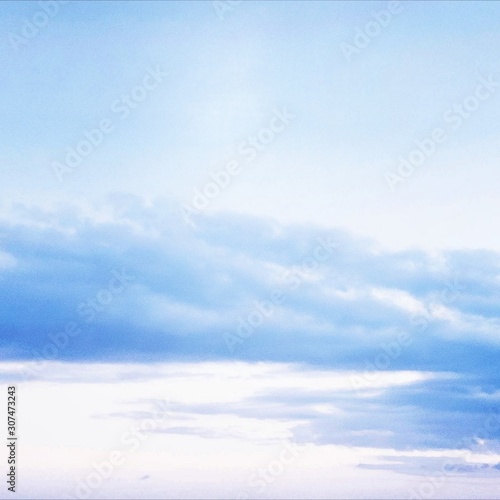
[1,1,500,498]
[1,0,500,249]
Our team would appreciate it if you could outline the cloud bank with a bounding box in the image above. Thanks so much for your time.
[2,196,500,456]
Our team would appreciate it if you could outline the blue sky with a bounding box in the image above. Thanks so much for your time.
[2,1,500,498]
[1,0,500,251]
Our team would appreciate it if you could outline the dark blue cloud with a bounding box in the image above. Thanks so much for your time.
[2,196,500,455]
[1,196,500,368]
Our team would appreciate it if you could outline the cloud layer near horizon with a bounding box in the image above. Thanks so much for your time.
[2,196,500,454]
[2,359,500,488]
[2,195,500,366]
